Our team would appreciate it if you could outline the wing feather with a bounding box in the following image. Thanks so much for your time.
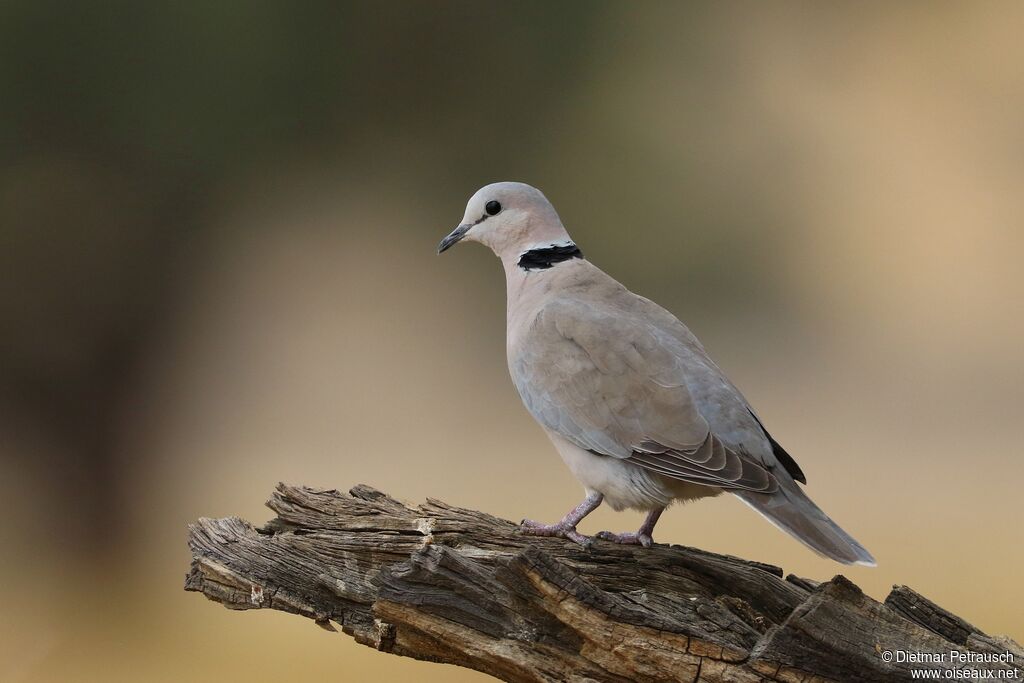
[512,298,779,493]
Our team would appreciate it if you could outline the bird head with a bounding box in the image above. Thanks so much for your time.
[438,182,571,261]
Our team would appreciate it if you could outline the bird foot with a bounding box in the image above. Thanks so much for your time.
[595,530,654,548]
[519,518,593,548]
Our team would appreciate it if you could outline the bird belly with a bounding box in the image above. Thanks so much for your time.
[546,431,722,511]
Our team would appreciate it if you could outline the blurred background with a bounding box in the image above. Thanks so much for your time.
[1,2,1022,681]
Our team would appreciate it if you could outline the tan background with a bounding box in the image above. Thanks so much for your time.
[1,3,1021,681]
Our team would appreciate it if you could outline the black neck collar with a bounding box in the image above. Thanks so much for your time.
[518,243,584,271]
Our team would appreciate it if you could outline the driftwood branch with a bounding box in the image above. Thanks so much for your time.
[185,484,1022,682]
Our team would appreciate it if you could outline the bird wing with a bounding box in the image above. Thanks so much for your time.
[511,296,778,493]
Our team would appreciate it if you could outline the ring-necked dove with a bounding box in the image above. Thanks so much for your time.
[438,182,875,566]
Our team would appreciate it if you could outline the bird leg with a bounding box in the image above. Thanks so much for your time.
[596,507,664,548]
[519,492,603,548]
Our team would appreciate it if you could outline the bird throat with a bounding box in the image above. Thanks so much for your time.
[517,243,584,271]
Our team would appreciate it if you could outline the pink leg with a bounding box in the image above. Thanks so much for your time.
[519,492,603,548]
[596,507,664,548]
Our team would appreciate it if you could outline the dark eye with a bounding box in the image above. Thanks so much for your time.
[485,200,502,216]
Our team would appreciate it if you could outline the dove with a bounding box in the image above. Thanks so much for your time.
[437,181,875,565]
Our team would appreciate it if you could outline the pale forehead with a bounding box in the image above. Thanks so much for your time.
[469,182,548,206]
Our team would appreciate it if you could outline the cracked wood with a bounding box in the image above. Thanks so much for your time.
[185,484,1022,682]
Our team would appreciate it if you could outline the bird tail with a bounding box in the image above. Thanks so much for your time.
[736,477,876,566]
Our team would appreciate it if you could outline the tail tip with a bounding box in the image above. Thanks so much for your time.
[851,552,877,568]
[838,546,876,567]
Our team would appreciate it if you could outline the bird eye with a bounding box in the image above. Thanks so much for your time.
[485,200,502,216]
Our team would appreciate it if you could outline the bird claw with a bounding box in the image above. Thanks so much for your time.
[596,530,654,548]
[519,519,593,549]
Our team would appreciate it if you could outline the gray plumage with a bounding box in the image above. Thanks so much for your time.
[438,181,875,566]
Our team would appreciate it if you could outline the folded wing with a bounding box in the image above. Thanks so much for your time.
[511,298,778,494]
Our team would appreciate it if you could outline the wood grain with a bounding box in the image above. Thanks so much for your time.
[185,484,1022,682]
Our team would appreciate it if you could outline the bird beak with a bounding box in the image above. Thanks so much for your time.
[437,224,471,254]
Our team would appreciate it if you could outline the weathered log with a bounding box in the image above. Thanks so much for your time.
[185,484,1022,682]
